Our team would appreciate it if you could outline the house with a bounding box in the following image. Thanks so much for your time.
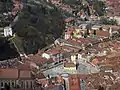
[42,43,79,62]
[68,74,86,90]
[106,0,120,25]
[3,27,12,37]
[79,24,88,30]
[72,28,84,39]
[64,17,75,25]
[95,30,110,38]
[42,49,64,62]
[64,62,77,74]
[90,56,106,65]
[28,54,48,67]
[64,27,74,40]
[70,53,77,64]
[85,72,117,90]
[45,85,64,90]
[0,68,34,90]
[100,65,114,73]
[12,0,22,16]
[91,25,102,30]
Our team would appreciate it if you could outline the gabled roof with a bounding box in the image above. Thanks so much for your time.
[17,62,30,70]
[28,54,48,65]
[0,68,33,79]
[0,68,18,79]
[96,30,110,37]
[19,70,31,79]
[64,62,76,67]
[64,17,75,23]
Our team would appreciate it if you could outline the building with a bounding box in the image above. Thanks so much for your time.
[0,68,34,90]
[106,0,120,25]
[64,62,77,74]
[64,17,75,26]
[69,74,86,90]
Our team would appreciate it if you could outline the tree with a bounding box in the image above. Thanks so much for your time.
[12,0,65,54]
[89,0,106,16]
[62,0,77,5]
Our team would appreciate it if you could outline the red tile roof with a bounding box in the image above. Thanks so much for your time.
[17,62,31,70]
[66,29,73,34]
[28,55,48,65]
[66,27,75,34]
[64,62,76,67]
[45,46,68,56]
[0,68,33,79]
[91,56,106,65]
[96,30,110,37]
[67,39,81,45]
[20,70,31,79]
[46,49,60,55]
[0,68,18,79]
[79,38,93,45]
[64,17,74,23]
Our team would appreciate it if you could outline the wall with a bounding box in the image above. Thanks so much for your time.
[114,16,120,25]
[69,75,80,90]
[0,79,34,89]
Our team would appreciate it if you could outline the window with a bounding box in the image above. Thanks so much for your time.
[22,81,25,89]
[26,81,28,88]
[112,12,114,14]
[30,81,33,88]
[12,81,14,87]
[21,81,23,88]
[1,82,3,87]
[8,82,10,87]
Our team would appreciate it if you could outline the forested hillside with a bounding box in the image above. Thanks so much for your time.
[0,0,65,60]
[13,0,65,54]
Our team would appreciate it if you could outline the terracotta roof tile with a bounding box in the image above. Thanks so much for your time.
[45,46,69,56]
[67,39,81,45]
[64,62,76,67]
[17,63,30,70]
[85,72,119,90]
[66,29,74,34]
[20,70,31,79]
[28,55,47,64]
[46,49,60,55]
[96,30,110,37]
[64,17,74,23]
[0,68,18,79]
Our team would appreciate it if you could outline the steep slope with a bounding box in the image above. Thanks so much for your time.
[12,0,65,54]
[0,0,65,60]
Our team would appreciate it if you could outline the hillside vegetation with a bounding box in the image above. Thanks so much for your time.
[0,0,65,59]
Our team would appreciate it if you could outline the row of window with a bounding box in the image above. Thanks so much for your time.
[0,80,34,89]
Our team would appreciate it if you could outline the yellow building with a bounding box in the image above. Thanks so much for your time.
[64,63,77,74]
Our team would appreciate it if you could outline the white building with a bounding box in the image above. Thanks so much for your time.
[4,27,12,37]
